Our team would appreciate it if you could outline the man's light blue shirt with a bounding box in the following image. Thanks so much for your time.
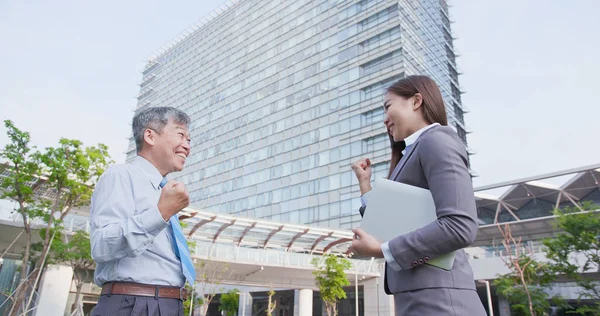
[361,123,440,271]
[90,156,185,287]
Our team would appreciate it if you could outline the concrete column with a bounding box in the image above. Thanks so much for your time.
[498,296,511,316]
[362,276,394,316]
[295,289,313,316]
[34,264,73,316]
[294,290,299,316]
[238,292,253,316]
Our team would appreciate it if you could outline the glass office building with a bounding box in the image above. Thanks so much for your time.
[128,0,468,229]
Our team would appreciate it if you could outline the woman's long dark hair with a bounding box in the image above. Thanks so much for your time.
[386,75,448,178]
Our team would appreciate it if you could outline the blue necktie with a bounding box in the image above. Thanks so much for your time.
[159,177,196,286]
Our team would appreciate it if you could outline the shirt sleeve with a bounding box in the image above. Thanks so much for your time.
[89,166,169,263]
[381,241,403,271]
[360,191,370,207]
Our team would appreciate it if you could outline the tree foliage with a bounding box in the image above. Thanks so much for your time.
[544,201,600,314]
[493,224,564,316]
[0,120,46,315]
[0,120,112,315]
[47,230,93,315]
[311,254,351,316]
[267,287,276,316]
[219,289,240,316]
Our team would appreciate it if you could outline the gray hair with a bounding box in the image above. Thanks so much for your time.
[132,106,191,152]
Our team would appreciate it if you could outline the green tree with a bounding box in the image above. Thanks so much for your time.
[0,121,112,315]
[45,230,94,316]
[544,201,600,314]
[180,226,231,316]
[182,282,203,316]
[493,224,564,316]
[219,289,240,316]
[267,287,276,316]
[311,254,351,316]
[494,255,562,316]
[23,138,111,312]
[0,120,48,316]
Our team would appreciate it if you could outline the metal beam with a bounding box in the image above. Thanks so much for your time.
[310,232,333,254]
[237,222,257,246]
[323,237,353,254]
[263,225,284,248]
[474,163,600,192]
[178,212,197,221]
[188,216,217,237]
[501,201,521,221]
[213,219,236,243]
[286,228,310,251]
[555,191,563,209]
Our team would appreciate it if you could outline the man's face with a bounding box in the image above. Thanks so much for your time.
[152,119,191,174]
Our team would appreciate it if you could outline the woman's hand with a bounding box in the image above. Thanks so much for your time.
[351,158,372,195]
[350,228,384,258]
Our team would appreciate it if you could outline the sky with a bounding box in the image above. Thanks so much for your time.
[1,0,598,188]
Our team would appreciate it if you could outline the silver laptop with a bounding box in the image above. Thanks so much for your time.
[359,178,455,270]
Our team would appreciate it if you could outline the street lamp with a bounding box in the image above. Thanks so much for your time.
[478,280,494,316]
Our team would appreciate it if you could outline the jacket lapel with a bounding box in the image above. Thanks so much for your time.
[389,125,440,181]
[389,142,419,180]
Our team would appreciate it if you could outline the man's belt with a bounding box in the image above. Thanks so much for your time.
[101,282,188,301]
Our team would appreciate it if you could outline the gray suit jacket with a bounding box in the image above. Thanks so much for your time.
[361,125,478,294]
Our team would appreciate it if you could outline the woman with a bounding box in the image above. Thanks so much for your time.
[350,75,486,315]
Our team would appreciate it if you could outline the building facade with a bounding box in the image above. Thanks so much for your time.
[128,0,468,229]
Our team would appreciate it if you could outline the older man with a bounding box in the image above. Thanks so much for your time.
[90,107,195,316]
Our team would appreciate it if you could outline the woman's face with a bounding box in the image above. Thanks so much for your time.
[383,91,422,142]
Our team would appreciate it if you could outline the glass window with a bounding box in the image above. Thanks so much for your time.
[319,204,330,220]
[290,211,299,223]
[329,201,340,218]
[349,90,360,105]
[329,99,339,111]
[360,50,401,76]
[282,187,291,200]
[339,119,350,134]
[330,174,340,190]
[299,209,309,224]
[339,144,350,160]
[319,151,330,166]
[358,6,399,32]
[372,161,390,181]
[292,160,301,173]
[319,126,330,139]
[330,147,340,162]
[351,141,362,157]
[300,182,310,196]
[348,67,359,82]
[339,71,349,85]
[329,122,340,136]
[350,115,361,129]
[363,107,385,126]
[319,177,330,191]
[339,93,350,108]
[272,189,282,203]
[291,185,300,199]
[282,162,291,176]
[284,139,293,152]
[340,199,352,215]
[361,74,403,101]
[340,171,352,188]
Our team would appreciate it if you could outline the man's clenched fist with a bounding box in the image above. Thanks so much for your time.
[157,180,190,221]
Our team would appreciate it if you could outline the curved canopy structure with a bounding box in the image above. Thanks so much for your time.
[474,163,600,225]
[180,208,353,256]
